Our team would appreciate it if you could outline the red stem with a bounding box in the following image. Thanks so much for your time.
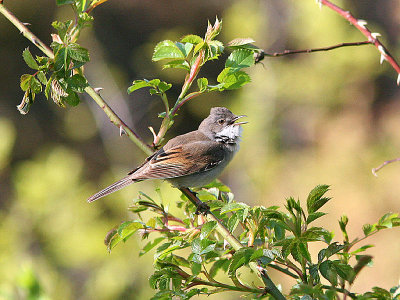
[319,0,400,84]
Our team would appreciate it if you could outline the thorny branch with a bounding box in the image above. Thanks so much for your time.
[316,0,400,85]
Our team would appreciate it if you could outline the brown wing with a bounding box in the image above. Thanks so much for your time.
[131,141,225,180]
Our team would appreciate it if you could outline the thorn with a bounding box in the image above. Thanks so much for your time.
[378,45,386,55]
[371,32,381,39]
[119,126,126,136]
[94,87,103,93]
[397,73,400,86]
[372,168,378,177]
[51,34,62,44]
[22,22,31,26]
[380,54,386,65]
[315,0,322,9]
[223,239,229,249]
[357,19,367,28]
[148,126,157,140]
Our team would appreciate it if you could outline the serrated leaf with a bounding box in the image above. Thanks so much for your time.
[67,74,88,93]
[298,242,311,261]
[227,38,256,47]
[139,237,164,257]
[158,81,172,93]
[225,49,255,71]
[217,68,251,90]
[56,0,75,5]
[362,223,375,236]
[20,74,33,91]
[51,20,72,41]
[197,78,208,92]
[319,260,338,286]
[228,248,255,275]
[181,34,203,44]
[307,212,327,224]
[63,91,80,106]
[30,77,42,94]
[175,42,193,57]
[220,202,249,214]
[227,214,239,233]
[53,47,67,72]
[37,71,47,85]
[162,60,190,71]
[209,259,229,278]
[332,260,354,281]
[22,48,39,70]
[67,43,90,63]
[191,262,201,276]
[152,40,185,61]
[307,185,330,213]
[200,221,217,240]
[302,227,331,242]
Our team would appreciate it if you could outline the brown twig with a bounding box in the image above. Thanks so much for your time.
[372,158,400,176]
[317,0,400,85]
[264,41,372,57]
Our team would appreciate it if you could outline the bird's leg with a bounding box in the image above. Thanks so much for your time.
[180,188,210,215]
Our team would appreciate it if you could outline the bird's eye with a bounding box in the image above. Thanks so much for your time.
[217,119,225,125]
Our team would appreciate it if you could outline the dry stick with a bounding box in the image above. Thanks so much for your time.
[0,4,285,299]
[372,158,400,176]
[264,41,372,57]
[317,0,400,85]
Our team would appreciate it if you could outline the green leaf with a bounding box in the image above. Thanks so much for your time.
[217,68,251,90]
[66,74,88,93]
[220,202,249,214]
[140,237,164,257]
[225,49,255,71]
[298,242,311,261]
[228,248,255,275]
[63,91,80,106]
[191,262,201,276]
[197,78,208,92]
[191,238,216,255]
[227,214,240,233]
[152,40,185,61]
[53,47,67,72]
[117,220,144,240]
[200,221,217,240]
[181,34,203,44]
[30,77,42,94]
[158,81,172,93]
[319,260,338,286]
[362,223,375,236]
[306,185,331,214]
[56,0,75,5]
[303,227,332,242]
[20,74,33,92]
[67,43,90,63]
[162,60,190,71]
[332,260,354,281]
[175,42,193,57]
[37,71,47,85]
[51,20,72,41]
[307,212,327,224]
[227,38,256,47]
[22,48,39,70]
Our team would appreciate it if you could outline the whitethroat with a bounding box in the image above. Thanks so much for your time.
[87,107,247,203]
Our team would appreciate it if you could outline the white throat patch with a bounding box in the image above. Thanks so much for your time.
[215,125,242,144]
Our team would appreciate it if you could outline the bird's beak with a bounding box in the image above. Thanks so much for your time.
[232,115,248,126]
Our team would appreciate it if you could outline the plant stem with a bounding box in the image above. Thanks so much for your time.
[0,4,54,59]
[85,86,153,155]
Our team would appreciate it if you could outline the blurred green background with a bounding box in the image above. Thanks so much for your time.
[1,0,400,299]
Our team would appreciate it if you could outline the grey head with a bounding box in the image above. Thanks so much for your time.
[198,107,247,143]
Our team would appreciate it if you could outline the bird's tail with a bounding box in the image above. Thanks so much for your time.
[87,176,136,203]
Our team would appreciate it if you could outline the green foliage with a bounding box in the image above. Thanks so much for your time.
[17,1,96,114]
[126,17,258,147]
[105,184,400,299]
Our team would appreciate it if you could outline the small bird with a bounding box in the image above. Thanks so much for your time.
[87,107,247,203]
